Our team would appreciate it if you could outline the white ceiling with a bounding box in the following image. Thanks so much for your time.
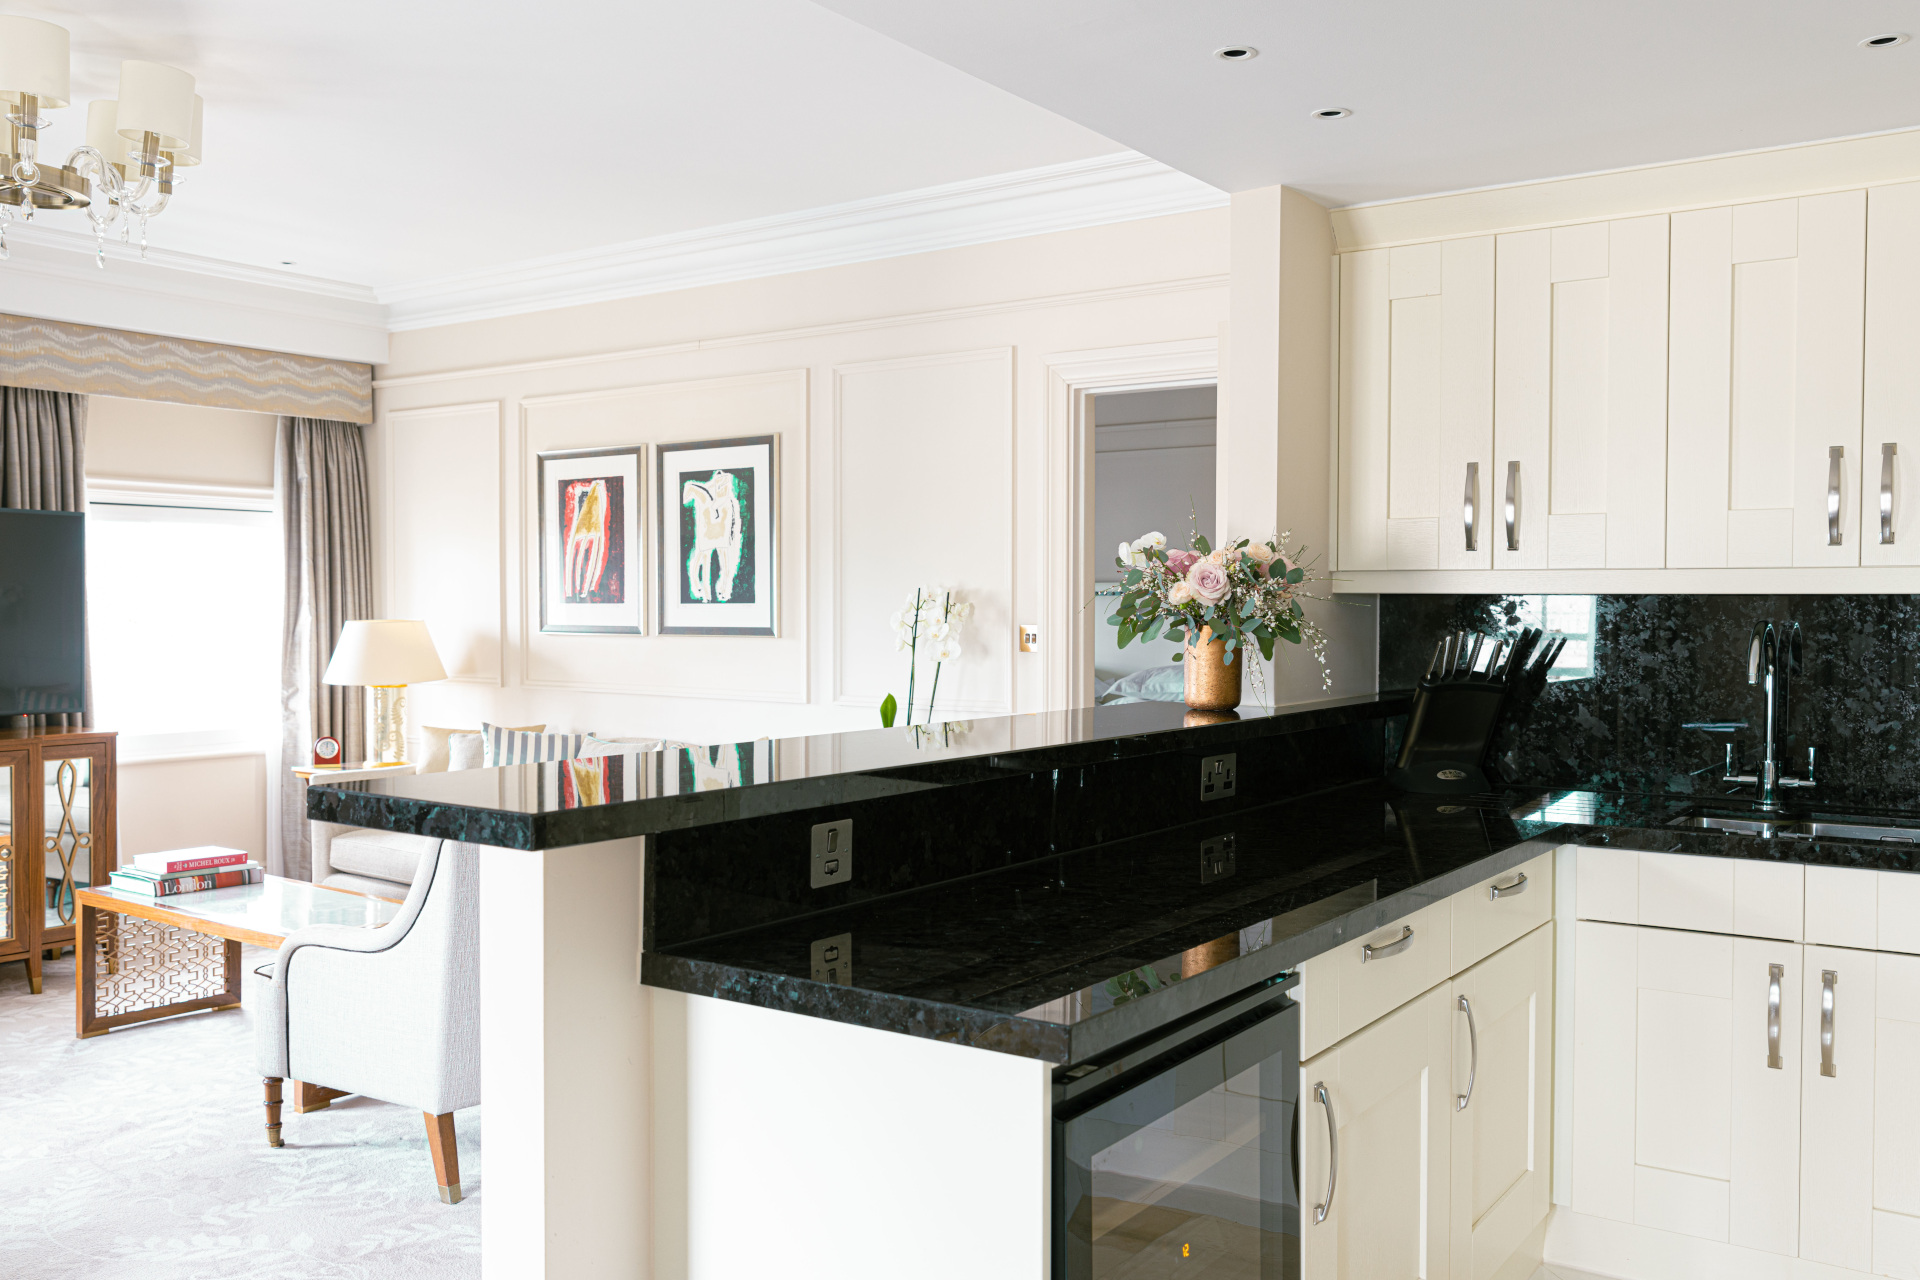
[811,0,1920,208]
[2,0,1125,289]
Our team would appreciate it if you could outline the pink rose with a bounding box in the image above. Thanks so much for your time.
[1165,548,1200,575]
[1187,560,1231,606]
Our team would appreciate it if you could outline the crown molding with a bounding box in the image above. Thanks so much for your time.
[379,151,1227,332]
[0,223,389,363]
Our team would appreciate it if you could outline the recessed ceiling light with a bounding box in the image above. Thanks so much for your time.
[1312,107,1353,120]
[1214,45,1258,61]
[1861,32,1909,47]
[279,260,297,266]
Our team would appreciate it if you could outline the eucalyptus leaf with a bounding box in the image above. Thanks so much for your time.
[1194,534,1212,554]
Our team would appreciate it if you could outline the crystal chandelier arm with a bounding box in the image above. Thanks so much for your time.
[66,145,125,226]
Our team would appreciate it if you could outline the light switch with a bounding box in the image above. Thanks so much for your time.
[1020,624,1040,652]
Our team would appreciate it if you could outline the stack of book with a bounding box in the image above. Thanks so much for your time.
[108,847,264,898]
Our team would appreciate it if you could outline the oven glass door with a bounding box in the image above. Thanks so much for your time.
[1059,994,1300,1278]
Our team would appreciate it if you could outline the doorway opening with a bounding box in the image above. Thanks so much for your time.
[1090,384,1216,704]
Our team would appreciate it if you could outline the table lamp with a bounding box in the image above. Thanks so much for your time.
[321,620,447,766]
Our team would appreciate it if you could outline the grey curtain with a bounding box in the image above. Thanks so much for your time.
[0,386,88,728]
[276,416,372,880]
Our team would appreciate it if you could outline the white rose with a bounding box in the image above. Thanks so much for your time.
[1168,581,1195,606]
[1243,543,1276,565]
[1206,548,1227,565]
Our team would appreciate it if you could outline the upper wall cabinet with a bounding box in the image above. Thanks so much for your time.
[1667,192,1867,569]
[1862,181,1920,567]
[1336,217,1668,572]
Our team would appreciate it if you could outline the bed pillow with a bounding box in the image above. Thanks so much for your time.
[481,722,592,766]
[1105,664,1185,703]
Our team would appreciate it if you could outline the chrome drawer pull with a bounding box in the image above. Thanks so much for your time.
[1457,995,1478,1111]
[1313,1081,1337,1225]
[1361,926,1414,963]
[1463,461,1479,552]
[1821,969,1838,1078]
[1767,963,1783,1070]
[1884,443,1898,545]
[1829,445,1844,546]
[1490,872,1528,900]
[1504,460,1520,552]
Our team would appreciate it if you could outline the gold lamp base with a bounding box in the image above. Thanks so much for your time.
[369,685,408,766]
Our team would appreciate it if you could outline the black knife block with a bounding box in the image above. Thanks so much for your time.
[1390,676,1508,795]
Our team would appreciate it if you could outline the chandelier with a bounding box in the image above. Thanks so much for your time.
[0,16,202,266]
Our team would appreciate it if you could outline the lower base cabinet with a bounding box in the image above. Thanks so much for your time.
[1300,921,1553,1279]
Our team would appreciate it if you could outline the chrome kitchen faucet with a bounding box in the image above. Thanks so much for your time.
[1723,619,1816,810]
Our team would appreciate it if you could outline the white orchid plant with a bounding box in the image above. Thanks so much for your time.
[1109,528,1334,691]
[881,586,975,727]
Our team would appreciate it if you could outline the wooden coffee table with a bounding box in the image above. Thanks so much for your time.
[73,875,404,1040]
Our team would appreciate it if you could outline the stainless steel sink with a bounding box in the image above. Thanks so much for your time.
[1670,813,1920,842]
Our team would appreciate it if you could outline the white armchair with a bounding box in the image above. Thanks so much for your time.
[255,837,480,1203]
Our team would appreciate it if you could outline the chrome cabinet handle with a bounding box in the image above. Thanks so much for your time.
[1504,461,1520,552]
[1490,872,1528,900]
[1362,925,1414,963]
[1457,995,1478,1111]
[1821,969,1838,1078]
[1313,1081,1337,1225]
[1829,446,1844,546]
[1767,963,1783,1070]
[1463,462,1479,552]
[1884,443,1898,545]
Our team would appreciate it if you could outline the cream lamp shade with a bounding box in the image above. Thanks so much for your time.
[115,59,194,149]
[0,16,71,108]
[84,100,131,167]
[168,94,203,167]
[322,620,448,687]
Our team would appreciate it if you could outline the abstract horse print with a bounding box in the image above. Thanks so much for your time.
[681,471,746,602]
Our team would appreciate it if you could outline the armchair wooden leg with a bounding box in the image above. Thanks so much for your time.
[263,1077,284,1148]
[424,1111,461,1204]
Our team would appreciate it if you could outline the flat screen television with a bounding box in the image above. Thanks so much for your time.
[0,508,85,718]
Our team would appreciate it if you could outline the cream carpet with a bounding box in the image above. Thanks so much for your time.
[0,946,479,1280]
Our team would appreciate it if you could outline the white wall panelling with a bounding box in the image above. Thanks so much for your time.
[518,371,809,703]
[382,402,505,688]
[1043,339,1218,708]
[832,349,1013,716]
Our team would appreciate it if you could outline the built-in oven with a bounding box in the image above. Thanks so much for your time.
[1053,974,1301,1279]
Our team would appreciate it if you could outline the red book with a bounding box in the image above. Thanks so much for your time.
[110,866,263,897]
[131,847,250,875]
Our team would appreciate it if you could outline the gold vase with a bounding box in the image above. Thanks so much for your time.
[1183,626,1243,711]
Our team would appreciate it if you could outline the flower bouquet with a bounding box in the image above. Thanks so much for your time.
[1108,530,1332,709]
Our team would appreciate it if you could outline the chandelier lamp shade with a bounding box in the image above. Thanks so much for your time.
[0,16,203,265]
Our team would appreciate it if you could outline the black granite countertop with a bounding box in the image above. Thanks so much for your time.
[304,694,1406,850]
[642,783,1920,1065]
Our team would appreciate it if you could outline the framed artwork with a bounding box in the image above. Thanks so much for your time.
[654,740,776,794]
[538,445,645,634]
[656,435,777,636]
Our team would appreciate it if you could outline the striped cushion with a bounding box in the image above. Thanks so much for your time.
[481,722,592,766]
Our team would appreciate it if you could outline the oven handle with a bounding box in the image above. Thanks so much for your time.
[1313,1080,1337,1225]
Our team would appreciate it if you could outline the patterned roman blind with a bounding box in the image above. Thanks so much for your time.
[0,313,372,424]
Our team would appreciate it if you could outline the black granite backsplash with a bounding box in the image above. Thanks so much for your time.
[1381,593,1920,807]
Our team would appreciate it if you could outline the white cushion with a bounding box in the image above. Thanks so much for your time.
[326,830,436,886]
[421,723,544,773]
[447,732,486,771]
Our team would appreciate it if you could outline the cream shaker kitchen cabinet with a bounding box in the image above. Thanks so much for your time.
[1570,921,1803,1254]
[1334,217,1668,573]
[1798,945,1920,1276]
[1300,982,1455,1279]
[1860,181,1920,566]
[1665,191,1868,568]
[1336,237,1496,571]
[1448,922,1552,1280]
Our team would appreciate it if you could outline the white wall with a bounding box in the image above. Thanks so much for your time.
[372,209,1265,743]
[86,396,276,861]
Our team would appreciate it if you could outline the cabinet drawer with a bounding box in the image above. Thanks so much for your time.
[1300,901,1451,1059]
[1578,847,1803,940]
[1806,865,1920,952]
[1453,851,1553,973]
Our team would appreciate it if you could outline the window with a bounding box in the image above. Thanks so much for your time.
[1499,594,1598,682]
[86,487,278,760]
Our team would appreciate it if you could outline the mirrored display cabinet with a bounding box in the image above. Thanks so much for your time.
[0,727,117,994]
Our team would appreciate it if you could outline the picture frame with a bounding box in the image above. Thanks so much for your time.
[538,445,645,635]
[656,434,777,636]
